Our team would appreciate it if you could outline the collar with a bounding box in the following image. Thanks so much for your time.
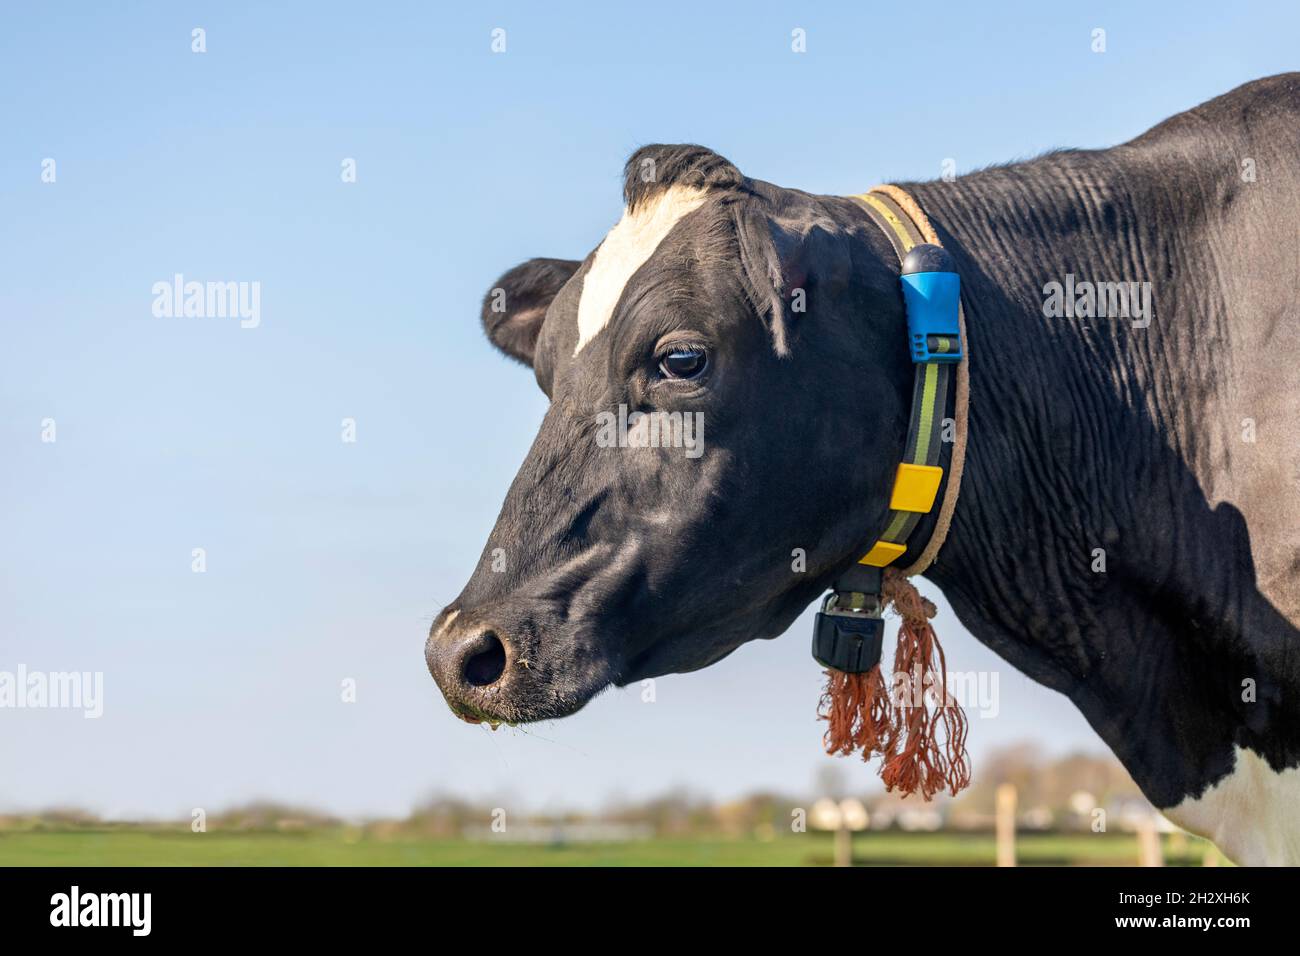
[850,186,969,577]
[811,185,970,670]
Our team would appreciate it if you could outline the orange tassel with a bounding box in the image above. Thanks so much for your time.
[817,569,971,800]
[820,666,891,757]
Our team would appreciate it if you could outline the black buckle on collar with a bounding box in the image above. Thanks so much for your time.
[811,565,885,673]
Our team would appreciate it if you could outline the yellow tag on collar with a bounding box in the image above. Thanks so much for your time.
[888,463,944,513]
[858,540,907,567]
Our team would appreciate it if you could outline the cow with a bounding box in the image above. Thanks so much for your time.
[426,74,1300,865]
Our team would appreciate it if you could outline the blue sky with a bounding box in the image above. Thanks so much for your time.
[1,2,1294,819]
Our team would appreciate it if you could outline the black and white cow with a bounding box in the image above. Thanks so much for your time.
[427,74,1300,864]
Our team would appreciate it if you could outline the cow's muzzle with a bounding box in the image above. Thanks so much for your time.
[425,610,514,723]
[426,602,614,724]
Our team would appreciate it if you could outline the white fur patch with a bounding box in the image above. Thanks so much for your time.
[1162,745,1300,865]
[574,185,709,354]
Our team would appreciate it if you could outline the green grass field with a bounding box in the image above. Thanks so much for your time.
[0,829,1217,866]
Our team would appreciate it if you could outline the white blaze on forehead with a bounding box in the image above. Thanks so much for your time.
[574,185,709,354]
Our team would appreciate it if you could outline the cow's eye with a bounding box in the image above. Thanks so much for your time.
[658,346,708,380]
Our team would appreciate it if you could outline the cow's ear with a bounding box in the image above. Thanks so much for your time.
[733,201,851,356]
[733,206,790,354]
[481,258,582,367]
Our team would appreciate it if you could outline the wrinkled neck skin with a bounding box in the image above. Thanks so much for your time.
[842,142,1300,828]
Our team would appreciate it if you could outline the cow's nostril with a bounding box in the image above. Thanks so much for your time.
[463,632,507,687]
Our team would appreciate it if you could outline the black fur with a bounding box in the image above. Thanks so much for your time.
[623,144,743,212]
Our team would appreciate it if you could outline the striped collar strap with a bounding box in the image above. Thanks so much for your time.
[849,186,970,577]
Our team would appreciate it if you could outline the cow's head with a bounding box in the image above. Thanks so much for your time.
[427,145,913,724]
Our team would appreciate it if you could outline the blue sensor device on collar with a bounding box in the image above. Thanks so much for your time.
[900,244,963,364]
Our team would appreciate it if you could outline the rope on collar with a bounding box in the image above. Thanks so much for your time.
[812,184,972,800]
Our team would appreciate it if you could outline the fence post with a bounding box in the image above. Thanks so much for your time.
[833,826,852,868]
[1136,814,1164,867]
[995,783,1017,867]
